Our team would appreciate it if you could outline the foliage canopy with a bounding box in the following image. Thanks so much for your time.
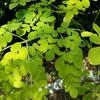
[0,0,100,99]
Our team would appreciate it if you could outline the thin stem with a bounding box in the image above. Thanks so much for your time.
[52,10,66,14]
[91,10,100,31]
[11,33,25,41]
[0,45,11,52]
[50,4,60,10]
[26,40,30,60]
[72,19,85,30]
[0,40,29,52]
[71,28,84,32]
[93,11,100,23]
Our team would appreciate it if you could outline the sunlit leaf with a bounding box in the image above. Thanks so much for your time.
[7,22,21,32]
[13,80,25,88]
[22,24,30,32]
[90,35,100,44]
[11,42,21,52]
[82,0,90,8]
[38,42,50,53]
[28,46,35,56]
[93,23,100,36]
[0,28,6,35]
[0,70,8,82]
[0,35,7,47]
[88,47,100,65]
[3,32,13,43]
[18,47,28,60]
[28,31,38,40]
[76,1,83,10]
[81,31,93,37]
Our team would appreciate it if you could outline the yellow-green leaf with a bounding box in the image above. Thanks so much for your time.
[88,47,100,65]
[82,0,90,8]
[81,31,93,37]
[93,23,100,36]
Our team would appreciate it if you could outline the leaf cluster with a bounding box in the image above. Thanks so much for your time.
[0,0,100,99]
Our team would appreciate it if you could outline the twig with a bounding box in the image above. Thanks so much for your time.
[11,33,25,41]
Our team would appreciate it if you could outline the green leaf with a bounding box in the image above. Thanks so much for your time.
[76,1,83,10]
[19,0,31,6]
[63,12,74,27]
[40,16,55,22]
[72,48,83,69]
[59,64,70,78]
[0,45,2,51]
[0,28,6,35]
[62,52,73,63]
[45,49,55,61]
[1,82,13,94]
[9,3,18,9]
[55,57,65,71]
[83,93,92,100]
[52,45,62,55]
[20,86,34,99]
[65,74,80,83]
[28,31,38,40]
[13,80,25,88]
[7,22,21,32]
[3,32,13,43]
[82,0,90,8]
[28,46,35,56]
[73,56,83,69]
[16,28,26,36]
[90,35,100,44]
[24,11,34,23]
[32,82,48,100]
[69,86,78,98]
[57,39,63,47]
[30,66,46,82]
[22,24,30,32]
[57,27,65,33]
[18,47,28,60]
[32,56,43,66]
[78,86,88,95]
[37,41,50,53]
[40,11,55,22]
[47,35,56,43]
[19,0,26,6]
[0,70,8,82]
[93,23,100,36]
[70,65,82,77]
[11,42,21,52]
[63,37,71,48]
[16,10,26,21]
[0,35,7,47]
[51,30,58,37]
[65,0,77,5]
[19,65,27,76]
[88,47,100,65]
[81,31,93,37]
[63,34,81,49]
[7,91,21,100]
